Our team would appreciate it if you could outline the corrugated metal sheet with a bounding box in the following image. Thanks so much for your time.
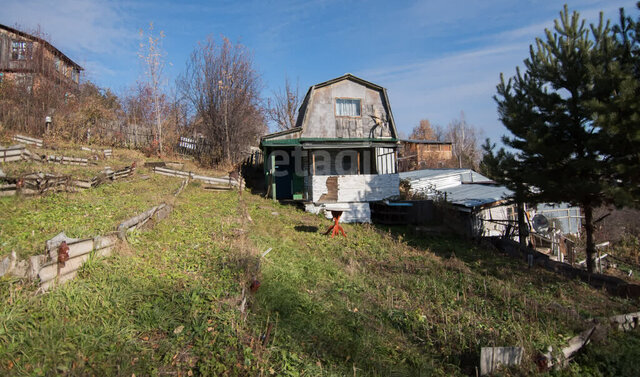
[400,168,489,183]
[442,184,513,208]
[400,169,508,207]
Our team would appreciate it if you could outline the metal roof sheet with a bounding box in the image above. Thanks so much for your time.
[399,168,488,182]
[399,168,511,208]
[442,184,514,208]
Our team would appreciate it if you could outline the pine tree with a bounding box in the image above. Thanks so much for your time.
[484,6,625,273]
[592,5,640,207]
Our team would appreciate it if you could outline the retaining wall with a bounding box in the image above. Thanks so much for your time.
[0,178,188,291]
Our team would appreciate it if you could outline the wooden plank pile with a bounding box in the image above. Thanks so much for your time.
[1,164,136,197]
[19,173,72,195]
[152,166,238,189]
[12,134,43,148]
[73,165,136,190]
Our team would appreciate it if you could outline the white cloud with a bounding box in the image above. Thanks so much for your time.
[359,43,526,141]
[359,0,637,143]
[0,0,134,63]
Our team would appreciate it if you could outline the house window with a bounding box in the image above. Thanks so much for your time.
[71,68,79,83]
[11,41,32,60]
[336,98,361,117]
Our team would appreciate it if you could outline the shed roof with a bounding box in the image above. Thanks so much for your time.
[441,184,513,208]
[399,168,489,182]
[399,168,512,208]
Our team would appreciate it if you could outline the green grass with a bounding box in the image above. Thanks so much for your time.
[0,185,638,376]
[0,172,182,257]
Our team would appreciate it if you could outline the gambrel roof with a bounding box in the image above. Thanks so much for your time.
[262,74,399,147]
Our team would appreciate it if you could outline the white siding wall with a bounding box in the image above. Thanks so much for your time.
[305,202,372,223]
[310,174,399,202]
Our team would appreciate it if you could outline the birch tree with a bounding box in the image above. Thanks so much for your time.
[138,23,167,153]
[446,112,481,169]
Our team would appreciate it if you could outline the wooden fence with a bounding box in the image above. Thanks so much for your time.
[0,165,136,197]
[81,146,112,159]
[12,134,43,148]
[152,166,238,188]
[47,155,90,166]
[0,144,42,163]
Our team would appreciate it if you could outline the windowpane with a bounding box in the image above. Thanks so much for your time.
[11,41,32,60]
[336,98,361,117]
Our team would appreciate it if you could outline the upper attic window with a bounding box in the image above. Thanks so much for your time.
[71,68,79,83]
[11,41,32,60]
[336,98,361,117]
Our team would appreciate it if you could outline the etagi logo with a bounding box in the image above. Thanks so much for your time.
[265,146,372,177]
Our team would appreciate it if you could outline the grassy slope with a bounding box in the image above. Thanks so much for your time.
[0,186,637,376]
[0,172,182,257]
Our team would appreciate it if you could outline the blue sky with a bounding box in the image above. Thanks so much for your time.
[1,0,636,142]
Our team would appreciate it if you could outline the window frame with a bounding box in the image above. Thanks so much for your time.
[334,97,362,118]
[11,40,32,61]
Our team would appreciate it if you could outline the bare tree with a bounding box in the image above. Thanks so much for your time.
[178,36,265,165]
[56,82,120,142]
[138,23,167,154]
[446,112,481,169]
[409,119,436,140]
[267,76,301,132]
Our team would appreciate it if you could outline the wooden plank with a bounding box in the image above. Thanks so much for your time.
[0,155,23,162]
[13,135,43,147]
[480,347,523,375]
[39,270,78,292]
[203,185,232,191]
[74,180,93,189]
[39,253,90,283]
[0,149,24,157]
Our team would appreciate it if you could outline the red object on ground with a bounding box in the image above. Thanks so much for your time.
[324,210,347,238]
[58,241,70,267]
[250,279,261,293]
